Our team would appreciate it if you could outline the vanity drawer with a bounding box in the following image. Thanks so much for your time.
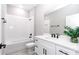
[56,45,75,55]
[35,38,55,46]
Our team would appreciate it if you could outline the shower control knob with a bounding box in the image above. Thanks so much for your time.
[1,17,7,23]
[29,33,32,38]
[0,43,6,49]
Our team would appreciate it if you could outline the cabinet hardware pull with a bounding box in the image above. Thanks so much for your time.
[43,48,45,54]
[43,48,47,55]
[59,50,69,55]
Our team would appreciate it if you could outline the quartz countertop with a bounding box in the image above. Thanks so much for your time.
[35,35,79,52]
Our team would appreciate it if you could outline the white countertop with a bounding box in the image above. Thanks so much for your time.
[35,35,79,52]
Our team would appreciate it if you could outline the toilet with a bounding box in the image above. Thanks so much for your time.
[25,42,36,55]
[25,33,36,54]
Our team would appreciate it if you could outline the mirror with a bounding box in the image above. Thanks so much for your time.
[44,4,79,35]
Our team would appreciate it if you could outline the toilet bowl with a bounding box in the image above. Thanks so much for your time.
[25,42,35,48]
[25,42,36,55]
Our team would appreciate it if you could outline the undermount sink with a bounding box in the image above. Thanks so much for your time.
[42,33,59,39]
[45,36,58,39]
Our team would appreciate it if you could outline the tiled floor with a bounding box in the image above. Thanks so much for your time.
[6,48,36,55]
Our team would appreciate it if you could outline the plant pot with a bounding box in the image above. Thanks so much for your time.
[71,38,78,43]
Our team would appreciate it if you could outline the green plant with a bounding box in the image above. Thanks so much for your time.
[64,26,79,43]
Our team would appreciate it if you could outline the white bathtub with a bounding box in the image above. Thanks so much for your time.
[5,38,33,45]
[4,38,33,54]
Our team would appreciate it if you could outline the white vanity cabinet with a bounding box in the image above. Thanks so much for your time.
[35,36,79,55]
[35,38,55,55]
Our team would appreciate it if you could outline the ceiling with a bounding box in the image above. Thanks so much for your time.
[7,4,38,11]
[7,4,69,12]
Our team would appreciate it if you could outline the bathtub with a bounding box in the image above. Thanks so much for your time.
[4,38,34,54]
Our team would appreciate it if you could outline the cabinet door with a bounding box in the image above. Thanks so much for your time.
[46,46,55,55]
[35,38,55,55]
[42,44,55,55]
[35,43,43,55]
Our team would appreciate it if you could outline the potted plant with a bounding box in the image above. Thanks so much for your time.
[64,26,79,43]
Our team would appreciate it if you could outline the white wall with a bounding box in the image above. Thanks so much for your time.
[7,5,29,18]
[35,5,45,35]
[28,7,35,36]
[44,17,50,33]
[29,5,48,35]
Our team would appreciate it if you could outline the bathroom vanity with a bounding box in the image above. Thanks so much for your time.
[34,35,79,55]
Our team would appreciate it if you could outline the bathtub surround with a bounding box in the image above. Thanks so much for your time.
[3,4,34,44]
[0,4,35,55]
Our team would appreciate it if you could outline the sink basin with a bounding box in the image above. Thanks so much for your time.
[45,36,58,40]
